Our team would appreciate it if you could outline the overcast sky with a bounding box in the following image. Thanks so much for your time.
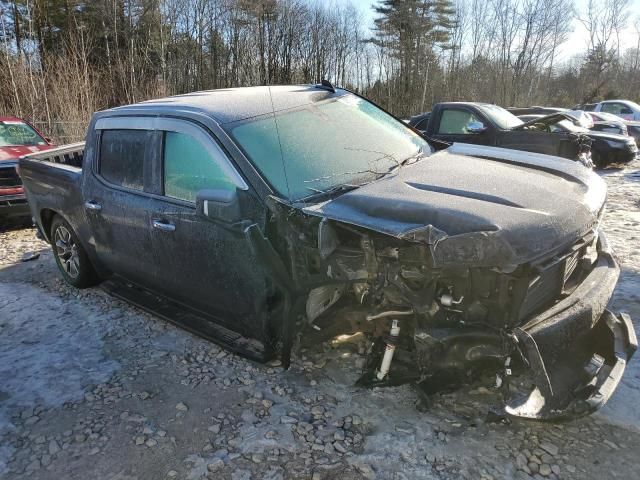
[341,0,640,62]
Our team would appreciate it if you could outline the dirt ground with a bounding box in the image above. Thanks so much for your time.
[1,162,640,480]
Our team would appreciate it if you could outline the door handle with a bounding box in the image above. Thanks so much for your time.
[84,201,102,211]
[152,220,176,232]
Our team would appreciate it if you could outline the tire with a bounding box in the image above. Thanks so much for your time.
[50,215,99,288]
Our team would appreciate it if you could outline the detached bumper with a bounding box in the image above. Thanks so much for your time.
[505,233,637,420]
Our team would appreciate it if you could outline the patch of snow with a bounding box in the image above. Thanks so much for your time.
[0,282,119,472]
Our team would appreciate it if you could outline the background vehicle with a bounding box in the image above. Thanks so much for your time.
[507,106,568,116]
[518,113,638,168]
[594,100,640,121]
[588,111,640,147]
[408,102,592,166]
[19,86,635,420]
[571,103,597,112]
[0,117,54,219]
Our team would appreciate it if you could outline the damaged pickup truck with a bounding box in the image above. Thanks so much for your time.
[19,85,636,420]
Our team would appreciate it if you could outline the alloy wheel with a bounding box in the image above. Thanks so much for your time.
[54,225,80,279]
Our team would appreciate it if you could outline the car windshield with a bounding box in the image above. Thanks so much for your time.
[227,94,430,201]
[477,105,523,129]
[0,121,47,147]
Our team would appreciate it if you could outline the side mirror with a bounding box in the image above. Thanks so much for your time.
[196,188,242,223]
[44,137,53,143]
[621,108,633,114]
[467,121,486,134]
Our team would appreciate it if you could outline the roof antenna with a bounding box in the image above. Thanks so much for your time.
[320,79,336,93]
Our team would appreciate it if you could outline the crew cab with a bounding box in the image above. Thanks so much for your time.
[19,86,636,420]
[0,117,54,219]
[408,102,593,167]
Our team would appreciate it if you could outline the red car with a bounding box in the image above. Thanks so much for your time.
[0,117,55,219]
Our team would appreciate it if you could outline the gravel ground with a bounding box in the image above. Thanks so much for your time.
[1,163,640,480]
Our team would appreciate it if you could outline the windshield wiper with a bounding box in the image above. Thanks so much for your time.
[300,183,361,202]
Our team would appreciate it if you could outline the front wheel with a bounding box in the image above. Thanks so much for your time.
[50,215,99,288]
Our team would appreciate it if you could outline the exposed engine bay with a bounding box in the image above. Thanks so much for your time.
[272,205,636,421]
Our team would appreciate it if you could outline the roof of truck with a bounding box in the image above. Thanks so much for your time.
[106,85,342,125]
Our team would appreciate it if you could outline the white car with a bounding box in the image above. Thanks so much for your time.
[594,100,640,121]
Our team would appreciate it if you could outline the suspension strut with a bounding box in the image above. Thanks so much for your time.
[376,319,401,380]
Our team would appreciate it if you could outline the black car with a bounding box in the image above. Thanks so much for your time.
[19,86,636,420]
[518,113,638,168]
[588,111,640,147]
[409,103,593,167]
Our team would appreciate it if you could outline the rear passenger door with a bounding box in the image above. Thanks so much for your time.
[84,123,160,285]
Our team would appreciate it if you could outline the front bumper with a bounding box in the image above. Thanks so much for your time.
[0,193,30,219]
[505,233,637,419]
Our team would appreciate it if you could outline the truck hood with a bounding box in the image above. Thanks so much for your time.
[0,144,54,162]
[302,144,606,268]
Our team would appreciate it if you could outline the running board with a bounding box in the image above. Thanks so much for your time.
[102,279,270,362]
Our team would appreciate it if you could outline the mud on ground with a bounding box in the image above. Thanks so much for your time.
[1,163,640,480]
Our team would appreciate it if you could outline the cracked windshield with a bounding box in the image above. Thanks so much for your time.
[228,93,430,200]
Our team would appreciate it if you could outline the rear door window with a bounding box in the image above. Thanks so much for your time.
[601,103,628,115]
[163,131,235,203]
[99,130,148,190]
[437,109,481,134]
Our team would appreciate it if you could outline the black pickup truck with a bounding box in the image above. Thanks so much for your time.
[408,102,594,167]
[20,86,636,420]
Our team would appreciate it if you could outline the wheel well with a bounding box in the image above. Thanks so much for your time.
[40,209,59,242]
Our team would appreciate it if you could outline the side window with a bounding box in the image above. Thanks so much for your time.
[99,129,148,190]
[163,131,235,203]
[601,103,626,114]
[415,116,431,131]
[437,109,481,134]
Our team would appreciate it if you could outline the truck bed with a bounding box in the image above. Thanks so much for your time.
[19,142,86,240]
[22,142,85,168]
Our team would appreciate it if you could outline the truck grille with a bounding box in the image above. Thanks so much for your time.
[518,238,590,320]
[0,164,21,188]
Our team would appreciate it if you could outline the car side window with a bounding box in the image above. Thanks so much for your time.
[163,131,235,203]
[437,109,481,134]
[601,103,627,115]
[99,129,147,190]
[414,116,431,131]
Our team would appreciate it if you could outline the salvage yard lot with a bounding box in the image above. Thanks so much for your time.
[1,163,640,480]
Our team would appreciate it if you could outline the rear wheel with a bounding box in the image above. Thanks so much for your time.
[50,215,99,288]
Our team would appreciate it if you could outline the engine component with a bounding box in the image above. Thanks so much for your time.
[377,319,400,380]
[366,309,413,321]
[306,285,345,323]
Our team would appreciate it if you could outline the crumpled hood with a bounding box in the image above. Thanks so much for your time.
[585,131,634,143]
[302,144,607,267]
[0,144,54,162]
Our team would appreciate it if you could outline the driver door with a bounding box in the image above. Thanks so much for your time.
[431,107,492,145]
[144,119,269,336]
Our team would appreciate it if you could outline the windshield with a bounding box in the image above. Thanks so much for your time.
[477,105,523,129]
[0,121,47,147]
[227,94,430,201]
